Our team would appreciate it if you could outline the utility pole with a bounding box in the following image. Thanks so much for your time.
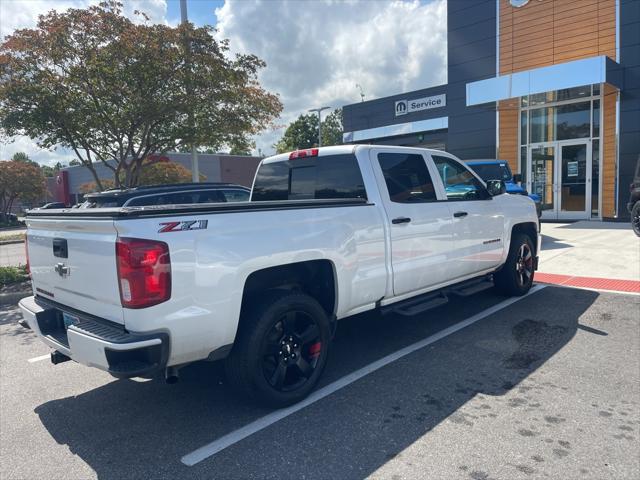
[180,0,199,182]
[308,106,331,147]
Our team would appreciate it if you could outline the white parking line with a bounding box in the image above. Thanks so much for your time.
[27,354,50,363]
[181,284,546,466]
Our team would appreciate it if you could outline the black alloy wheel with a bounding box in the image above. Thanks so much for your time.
[494,233,535,296]
[514,242,534,288]
[225,291,331,407]
[632,202,640,237]
[261,310,323,392]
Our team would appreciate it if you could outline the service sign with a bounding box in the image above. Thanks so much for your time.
[395,94,446,116]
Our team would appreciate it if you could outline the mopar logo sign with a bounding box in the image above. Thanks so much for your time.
[510,0,530,6]
[395,94,446,116]
[395,100,408,115]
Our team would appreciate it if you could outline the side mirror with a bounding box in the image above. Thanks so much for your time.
[513,173,523,184]
[486,179,506,196]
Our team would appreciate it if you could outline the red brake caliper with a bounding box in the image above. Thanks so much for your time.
[308,342,322,359]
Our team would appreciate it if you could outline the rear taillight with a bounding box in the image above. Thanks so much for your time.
[116,237,171,309]
[289,148,319,160]
[24,234,30,274]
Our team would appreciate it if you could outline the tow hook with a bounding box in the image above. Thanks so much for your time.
[51,351,71,365]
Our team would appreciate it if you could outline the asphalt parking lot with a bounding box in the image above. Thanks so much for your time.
[1,285,639,480]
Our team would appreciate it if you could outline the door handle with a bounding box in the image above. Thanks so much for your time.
[392,217,411,224]
[453,211,468,218]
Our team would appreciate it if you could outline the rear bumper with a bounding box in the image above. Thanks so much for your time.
[18,296,169,378]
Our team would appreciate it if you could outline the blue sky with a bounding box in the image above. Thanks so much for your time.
[166,0,224,27]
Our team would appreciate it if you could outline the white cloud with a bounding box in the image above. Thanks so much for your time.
[0,135,75,166]
[214,0,447,155]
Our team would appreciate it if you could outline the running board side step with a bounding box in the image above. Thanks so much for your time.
[381,275,494,317]
[448,276,494,297]
[381,292,449,317]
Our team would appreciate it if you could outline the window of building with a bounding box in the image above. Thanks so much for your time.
[252,154,367,201]
[432,155,487,201]
[556,101,591,140]
[377,153,437,203]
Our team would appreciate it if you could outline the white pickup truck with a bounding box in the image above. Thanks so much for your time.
[19,145,539,407]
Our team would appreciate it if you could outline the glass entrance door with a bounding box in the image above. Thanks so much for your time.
[528,141,591,220]
[558,142,590,219]
[530,145,556,217]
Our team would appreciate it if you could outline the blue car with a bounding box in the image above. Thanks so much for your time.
[466,160,542,218]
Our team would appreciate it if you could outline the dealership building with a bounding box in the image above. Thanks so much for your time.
[342,0,639,221]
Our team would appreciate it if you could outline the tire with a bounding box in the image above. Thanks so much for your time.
[632,202,640,237]
[494,233,535,296]
[224,291,332,408]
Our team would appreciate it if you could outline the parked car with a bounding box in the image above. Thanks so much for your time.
[36,202,67,210]
[19,145,539,407]
[78,182,250,208]
[466,160,542,218]
[627,156,640,237]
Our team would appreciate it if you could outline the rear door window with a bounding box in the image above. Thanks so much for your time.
[377,153,437,203]
[252,154,367,201]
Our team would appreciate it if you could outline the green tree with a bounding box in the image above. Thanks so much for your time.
[40,161,65,177]
[0,1,282,189]
[275,108,343,154]
[0,160,46,221]
[10,152,34,163]
[321,108,344,147]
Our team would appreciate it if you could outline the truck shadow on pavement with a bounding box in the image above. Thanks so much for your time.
[34,286,599,480]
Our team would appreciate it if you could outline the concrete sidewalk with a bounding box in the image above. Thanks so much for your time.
[539,221,639,281]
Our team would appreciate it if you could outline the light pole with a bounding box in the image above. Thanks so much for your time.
[308,106,331,147]
[180,0,199,182]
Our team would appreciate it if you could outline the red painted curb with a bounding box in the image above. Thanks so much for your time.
[535,272,640,293]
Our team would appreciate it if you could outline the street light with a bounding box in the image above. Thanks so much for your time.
[180,0,199,182]
[308,106,331,147]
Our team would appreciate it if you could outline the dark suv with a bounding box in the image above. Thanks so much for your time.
[628,156,640,237]
[79,183,250,208]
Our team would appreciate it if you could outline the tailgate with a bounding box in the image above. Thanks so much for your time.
[26,216,124,324]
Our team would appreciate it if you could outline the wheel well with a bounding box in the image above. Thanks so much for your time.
[241,260,337,319]
[511,222,538,255]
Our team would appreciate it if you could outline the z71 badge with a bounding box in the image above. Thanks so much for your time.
[158,220,208,233]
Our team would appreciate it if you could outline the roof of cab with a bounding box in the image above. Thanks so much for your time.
[260,144,451,164]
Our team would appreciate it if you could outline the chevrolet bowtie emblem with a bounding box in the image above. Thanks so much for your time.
[54,262,70,277]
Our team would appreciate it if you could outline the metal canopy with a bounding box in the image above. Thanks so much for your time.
[466,56,623,106]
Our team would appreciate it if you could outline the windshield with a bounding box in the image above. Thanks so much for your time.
[469,163,513,183]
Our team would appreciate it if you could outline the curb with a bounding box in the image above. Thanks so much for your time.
[0,239,25,245]
[0,291,30,306]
